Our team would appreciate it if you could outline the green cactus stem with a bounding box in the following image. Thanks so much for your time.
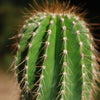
[11,0,100,100]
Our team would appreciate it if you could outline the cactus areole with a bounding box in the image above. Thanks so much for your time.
[13,1,99,100]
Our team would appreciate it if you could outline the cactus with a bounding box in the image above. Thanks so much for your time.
[10,0,100,100]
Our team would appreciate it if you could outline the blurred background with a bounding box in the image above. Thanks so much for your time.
[0,0,100,71]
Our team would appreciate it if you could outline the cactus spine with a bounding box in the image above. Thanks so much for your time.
[11,0,100,100]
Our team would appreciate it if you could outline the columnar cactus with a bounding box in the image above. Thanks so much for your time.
[11,0,100,100]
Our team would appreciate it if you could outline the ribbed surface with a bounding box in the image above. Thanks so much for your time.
[15,13,94,100]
